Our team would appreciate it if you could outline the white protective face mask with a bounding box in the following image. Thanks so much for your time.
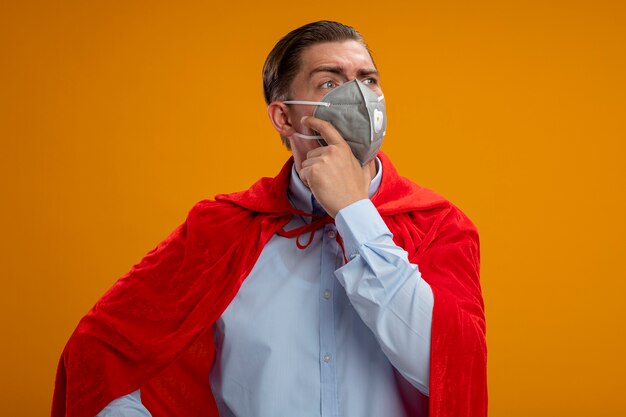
[283,79,386,165]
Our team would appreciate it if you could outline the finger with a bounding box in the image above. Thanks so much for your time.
[301,116,348,147]
[298,166,312,187]
[305,146,331,160]
[301,154,327,169]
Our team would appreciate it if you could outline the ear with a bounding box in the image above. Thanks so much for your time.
[268,101,295,137]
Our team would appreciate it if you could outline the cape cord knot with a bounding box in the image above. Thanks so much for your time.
[276,213,348,263]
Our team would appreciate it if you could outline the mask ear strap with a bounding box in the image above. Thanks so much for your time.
[281,101,327,140]
[294,132,323,140]
[283,100,331,107]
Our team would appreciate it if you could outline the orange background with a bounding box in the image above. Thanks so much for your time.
[1,1,625,415]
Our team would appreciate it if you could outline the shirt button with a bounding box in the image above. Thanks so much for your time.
[327,229,336,239]
[323,289,332,299]
[323,353,332,363]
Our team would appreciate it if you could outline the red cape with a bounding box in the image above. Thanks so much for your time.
[52,152,487,417]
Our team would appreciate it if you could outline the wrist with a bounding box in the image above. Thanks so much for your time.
[329,194,368,218]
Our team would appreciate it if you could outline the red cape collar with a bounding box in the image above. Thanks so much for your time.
[215,151,447,216]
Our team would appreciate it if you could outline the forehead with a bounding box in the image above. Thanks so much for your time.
[297,40,376,76]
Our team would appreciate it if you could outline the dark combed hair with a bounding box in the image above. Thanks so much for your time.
[262,21,372,105]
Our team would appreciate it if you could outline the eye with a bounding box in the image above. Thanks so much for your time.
[363,77,378,85]
[320,80,337,89]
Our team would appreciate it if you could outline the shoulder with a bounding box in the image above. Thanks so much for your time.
[187,198,251,221]
[411,192,478,248]
[380,175,478,255]
[183,198,258,242]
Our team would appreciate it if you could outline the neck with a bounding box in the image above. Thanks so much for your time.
[366,158,377,179]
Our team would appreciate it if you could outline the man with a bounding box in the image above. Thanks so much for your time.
[53,21,487,417]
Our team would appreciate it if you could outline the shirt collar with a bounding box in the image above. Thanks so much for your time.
[287,157,383,213]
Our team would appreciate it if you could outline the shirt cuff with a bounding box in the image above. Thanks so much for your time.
[335,199,393,259]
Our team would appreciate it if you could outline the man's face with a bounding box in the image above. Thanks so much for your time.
[285,40,383,173]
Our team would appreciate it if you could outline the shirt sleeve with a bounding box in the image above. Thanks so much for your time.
[96,390,152,417]
[334,199,433,396]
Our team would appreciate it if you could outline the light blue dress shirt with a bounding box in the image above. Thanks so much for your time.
[97,158,433,417]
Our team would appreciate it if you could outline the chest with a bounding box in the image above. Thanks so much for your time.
[209,222,410,417]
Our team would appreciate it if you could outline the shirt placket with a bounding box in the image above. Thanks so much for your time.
[314,197,340,417]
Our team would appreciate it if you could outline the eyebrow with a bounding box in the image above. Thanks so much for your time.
[309,66,380,80]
